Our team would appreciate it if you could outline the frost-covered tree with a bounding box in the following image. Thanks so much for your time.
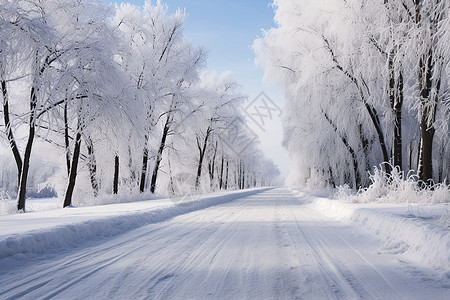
[255,0,449,188]
[114,2,205,194]
[0,0,78,210]
[0,0,280,212]
[191,72,245,189]
[407,0,449,183]
[58,5,127,207]
[0,0,129,209]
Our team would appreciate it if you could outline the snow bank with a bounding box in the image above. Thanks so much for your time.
[307,196,450,275]
[0,188,270,259]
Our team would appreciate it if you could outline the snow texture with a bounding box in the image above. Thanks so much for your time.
[0,188,269,259]
[293,189,450,277]
[1,188,449,299]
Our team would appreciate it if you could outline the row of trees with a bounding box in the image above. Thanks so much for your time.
[0,0,279,211]
[255,0,449,188]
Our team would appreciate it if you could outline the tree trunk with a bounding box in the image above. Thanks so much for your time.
[113,154,119,194]
[208,141,217,187]
[242,165,245,189]
[409,141,413,171]
[150,115,171,193]
[64,130,82,208]
[224,161,229,190]
[64,101,71,176]
[437,138,446,183]
[85,136,99,197]
[323,110,360,189]
[419,124,435,184]
[17,87,38,211]
[2,79,23,187]
[127,141,136,189]
[219,155,224,189]
[195,146,205,189]
[167,154,175,195]
[392,126,402,171]
[237,161,241,189]
[238,160,245,189]
[417,48,438,184]
[392,73,403,171]
[358,124,370,186]
[195,127,211,189]
[363,102,390,174]
[388,54,404,171]
[139,146,148,193]
[328,167,336,188]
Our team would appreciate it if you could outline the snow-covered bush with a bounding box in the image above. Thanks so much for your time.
[0,192,16,216]
[334,184,353,199]
[336,164,450,204]
[431,183,450,204]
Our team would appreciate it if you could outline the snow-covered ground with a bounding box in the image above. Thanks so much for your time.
[0,188,268,258]
[294,189,450,274]
[0,188,449,299]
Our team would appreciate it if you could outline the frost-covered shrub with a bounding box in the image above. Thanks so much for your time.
[0,192,16,216]
[429,183,450,204]
[334,184,353,199]
[359,166,391,202]
[336,164,450,204]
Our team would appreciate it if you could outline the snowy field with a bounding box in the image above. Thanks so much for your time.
[0,188,449,299]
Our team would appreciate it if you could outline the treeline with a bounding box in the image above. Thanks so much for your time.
[255,0,449,188]
[0,0,279,211]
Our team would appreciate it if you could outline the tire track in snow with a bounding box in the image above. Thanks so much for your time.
[0,188,272,260]
[1,188,448,299]
[0,225,168,297]
[290,197,403,299]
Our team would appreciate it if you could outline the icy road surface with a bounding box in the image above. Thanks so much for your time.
[0,188,448,299]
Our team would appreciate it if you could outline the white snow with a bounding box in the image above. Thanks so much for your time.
[297,189,450,276]
[0,188,268,259]
[1,188,449,299]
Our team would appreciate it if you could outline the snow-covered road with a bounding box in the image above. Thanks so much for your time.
[0,188,448,299]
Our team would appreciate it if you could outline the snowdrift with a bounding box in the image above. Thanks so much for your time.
[0,188,271,259]
[307,195,450,275]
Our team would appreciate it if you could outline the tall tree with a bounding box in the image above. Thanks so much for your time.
[254,0,449,189]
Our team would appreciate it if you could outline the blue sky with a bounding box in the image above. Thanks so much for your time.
[102,0,289,180]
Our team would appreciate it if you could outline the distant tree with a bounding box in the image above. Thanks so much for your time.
[192,72,245,189]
